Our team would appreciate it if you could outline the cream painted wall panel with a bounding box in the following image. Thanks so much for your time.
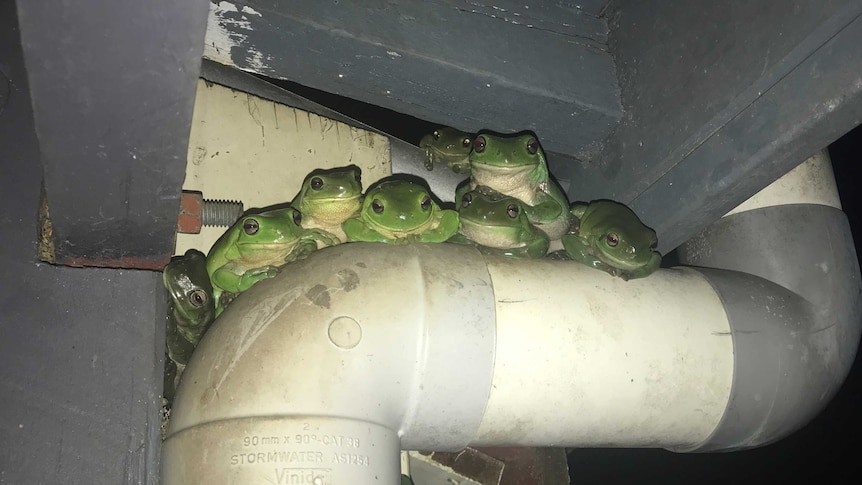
[176,80,391,255]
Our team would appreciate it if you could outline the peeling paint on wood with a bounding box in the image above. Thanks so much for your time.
[201,0,621,157]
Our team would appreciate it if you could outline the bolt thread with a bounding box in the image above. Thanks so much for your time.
[201,199,244,227]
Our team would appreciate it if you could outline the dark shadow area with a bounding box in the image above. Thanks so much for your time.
[259,75,437,146]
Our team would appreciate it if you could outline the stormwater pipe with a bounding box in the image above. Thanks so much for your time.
[161,152,861,484]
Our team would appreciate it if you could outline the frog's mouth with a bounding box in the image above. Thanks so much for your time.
[235,241,299,261]
[471,162,535,173]
[366,214,435,238]
[429,146,471,159]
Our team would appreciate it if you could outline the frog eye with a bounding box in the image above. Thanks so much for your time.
[461,193,473,208]
[473,135,487,153]
[242,219,259,235]
[188,289,208,308]
[310,176,324,190]
[526,137,539,155]
[506,204,519,218]
[371,199,384,214]
[650,239,658,250]
[432,130,441,140]
[420,195,432,211]
[292,210,303,225]
[354,171,362,183]
[461,137,472,147]
[606,233,619,247]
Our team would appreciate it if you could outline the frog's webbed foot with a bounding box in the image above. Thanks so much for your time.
[239,265,280,290]
[423,148,436,171]
[285,239,319,263]
[305,228,341,248]
[594,261,622,278]
[561,235,601,267]
[163,356,178,407]
[448,159,472,175]
[417,211,460,243]
[217,291,239,315]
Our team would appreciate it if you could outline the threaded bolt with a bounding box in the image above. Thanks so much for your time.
[202,199,244,227]
[178,191,244,234]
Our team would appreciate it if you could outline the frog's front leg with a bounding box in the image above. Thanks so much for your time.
[524,192,564,223]
[561,235,607,270]
[619,252,662,281]
[304,227,341,249]
[477,237,549,259]
[163,355,178,405]
[423,147,436,171]
[416,211,460,243]
[165,314,196,366]
[285,239,319,264]
[515,235,551,258]
[454,180,474,207]
[342,218,391,243]
[448,158,472,175]
[212,263,279,296]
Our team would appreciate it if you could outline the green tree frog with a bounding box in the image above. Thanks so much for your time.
[206,207,337,313]
[457,132,572,239]
[452,186,549,258]
[419,127,474,174]
[561,200,662,280]
[162,249,215,404]
[342,179,459,243]
[291,165,363,244]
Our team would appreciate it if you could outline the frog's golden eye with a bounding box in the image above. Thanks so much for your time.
[606,233,619,247]
[310,176,324,190]
[420,195,432,211]
[473,135,487,153]
[371,199,384,214]
[461,137,471,147]
[461,193,473,208]
[243,219,260,235]
[432,130,441,140]
[188,289,208,308]
[292,210,302,225]
[526,137,539,155]
[506,204,519,218]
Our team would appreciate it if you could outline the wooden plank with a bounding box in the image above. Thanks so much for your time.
[203,0,622,157]
[0,4,165,482]
[561,0,862,253]
[16,0,211,269]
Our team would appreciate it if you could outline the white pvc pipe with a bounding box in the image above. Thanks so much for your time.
[161,151,860,484]
[473,259,733,448]
[162,244,736,484]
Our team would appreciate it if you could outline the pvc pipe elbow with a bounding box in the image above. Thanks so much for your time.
[162,155,862,484]
[163,244,498,484]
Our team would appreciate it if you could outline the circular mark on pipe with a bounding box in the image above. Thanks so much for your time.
[328,316,362,349]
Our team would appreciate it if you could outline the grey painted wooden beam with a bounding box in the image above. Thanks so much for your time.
[16,0,211,269]
[203,0,622,158]
[1,4,166,482]
[561,0,862,254]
